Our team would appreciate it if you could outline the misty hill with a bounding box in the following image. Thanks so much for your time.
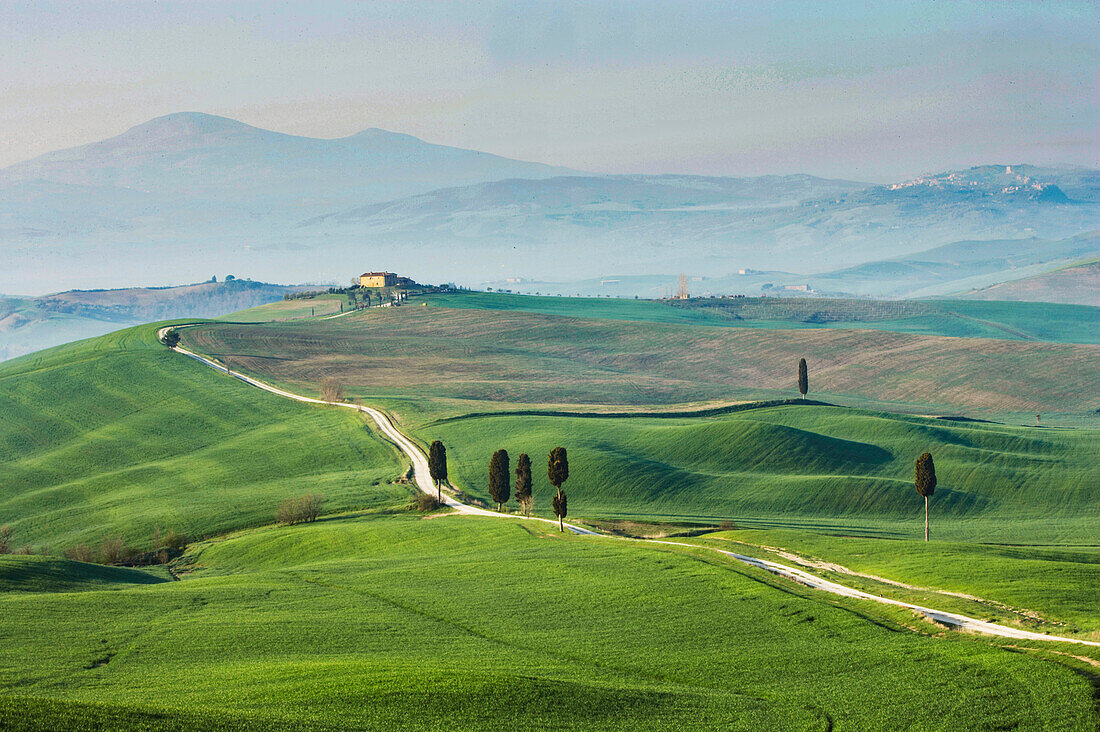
[313,173,868,224]
[305,165,1099,281]
[802,231,1100,298]
[1,112,1097,295]
[962,257,1100,307]
[0,112,575,232]
[0,278,309,361]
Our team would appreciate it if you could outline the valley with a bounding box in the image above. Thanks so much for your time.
[1,288,1098,729]
[6,5,1098,729]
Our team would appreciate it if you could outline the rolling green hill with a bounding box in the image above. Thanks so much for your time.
[1,513,1094,730]
[696,529,1100,636]
[1,306,1098,729]
[0,554,168,593]
[425,405,1100,544]
[182,296,1100,424]
[429,291,1100,344]
[0,323,407,551]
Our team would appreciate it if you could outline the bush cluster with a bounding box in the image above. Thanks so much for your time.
[0,528,47,556]
[277,494,325,525]
[282,290,328,301]
[413,493,440,512]
[62,528,188,566]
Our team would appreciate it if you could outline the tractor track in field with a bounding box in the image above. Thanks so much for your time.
[158,325,1100,649]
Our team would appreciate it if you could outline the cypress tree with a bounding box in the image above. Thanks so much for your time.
[915,452,937,541]
[548,447,570,531]
[488,449,510,511]
[798,358,808,400]
[428,441,447,503]
[514,453,533,517]
[551,489,567,532]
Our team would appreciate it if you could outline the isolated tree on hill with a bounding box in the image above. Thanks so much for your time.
[488,449,510,511]
[161,329,180,349]
[797,358,808,400]
[514,453,533,517]
[428,441,448,503]
[548,447,569,531]
[915,452,937,542]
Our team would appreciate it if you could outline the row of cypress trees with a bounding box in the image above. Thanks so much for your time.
[490,447,571,530]
[427,440,572,531]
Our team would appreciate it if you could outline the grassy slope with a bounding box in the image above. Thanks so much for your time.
[0,323,407,550]
[181,300,1100,424]
[0,554,168,593]
[437,291,1100,344]
[963,258,1100,307]
[819,299,1100,342]
[695,529,1100,638]
[218,293,348,322]
[426,406,1100,544]
[0,513,1094,730]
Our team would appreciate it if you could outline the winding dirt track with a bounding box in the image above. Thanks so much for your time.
[159,326,1099,648]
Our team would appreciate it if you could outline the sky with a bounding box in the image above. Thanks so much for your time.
[1,0,1096,180]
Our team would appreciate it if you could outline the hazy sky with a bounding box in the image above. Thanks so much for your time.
[1,1,1096,179]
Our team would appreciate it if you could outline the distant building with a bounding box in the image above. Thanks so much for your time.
[784,284,811,292]
[359,272,398,288]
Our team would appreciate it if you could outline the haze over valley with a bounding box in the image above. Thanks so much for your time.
[2,112,1096,297]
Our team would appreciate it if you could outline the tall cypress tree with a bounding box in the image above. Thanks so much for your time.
[548,447,570,532]
[915,452,937,541]
[514,453,533,517]
[798,358,808,400]
[488,449,510,511]
[428,441,447,503]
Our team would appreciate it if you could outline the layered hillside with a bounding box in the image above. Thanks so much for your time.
[0,325,405,550]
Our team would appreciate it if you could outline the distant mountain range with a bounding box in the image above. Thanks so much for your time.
[2,112,1097,295]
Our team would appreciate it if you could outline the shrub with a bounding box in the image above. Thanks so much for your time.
[718,519,738,532]
[277,494,325,525]
[147,528,188,564]
[0,526,10,554]
[64,544,97,563]
[320,378,344,402]
[152,527,187,553]
[414,493,440,512]
[99,537,133,565]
